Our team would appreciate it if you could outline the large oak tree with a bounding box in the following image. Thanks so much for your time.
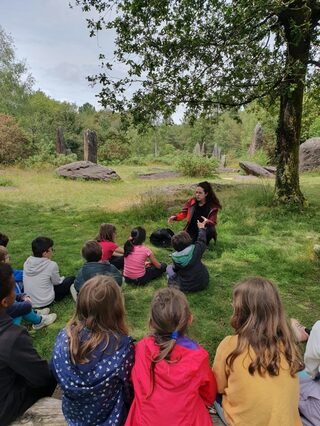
[75,0,320,204]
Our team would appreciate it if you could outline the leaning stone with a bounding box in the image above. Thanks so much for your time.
[263,166,276,174]
[299,138,320,171]
[10,397,66,425]
[239,161,274,178]
[56,161,120,181]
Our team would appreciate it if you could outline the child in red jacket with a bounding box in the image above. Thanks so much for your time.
[125,287,217,426]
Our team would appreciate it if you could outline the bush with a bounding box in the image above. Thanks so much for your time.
[0,114,31,164]
[176,154,218,177]
[241,149,270,166]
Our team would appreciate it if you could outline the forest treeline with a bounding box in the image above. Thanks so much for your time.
[1,26,319,167]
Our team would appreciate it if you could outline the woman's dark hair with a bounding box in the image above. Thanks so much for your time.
[197,181,222,209]
[124,226,146,257]
[81,240,102,262]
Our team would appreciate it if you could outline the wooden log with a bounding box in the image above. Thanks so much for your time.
[56,127,66,155]
[11,397,66,426]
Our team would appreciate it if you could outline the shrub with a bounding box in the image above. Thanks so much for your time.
[0,114,31,164]
[176,154,218,177]
[241,148,270,166]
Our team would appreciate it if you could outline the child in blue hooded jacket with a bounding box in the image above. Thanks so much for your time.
[167,219,209,292]
[52,275,134,426]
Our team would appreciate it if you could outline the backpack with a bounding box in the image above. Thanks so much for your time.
[150,228,174,248]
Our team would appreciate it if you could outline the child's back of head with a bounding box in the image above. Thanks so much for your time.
[67,275,128,364]
[0,262,14,307]
[96,223,116,242]
[171,231,192,252]
[0,233,9,247]
[124,226,146,257]
[0,246,8,263]
[228,276,303,376]
[32,236,53,257]
[81,240,102,262]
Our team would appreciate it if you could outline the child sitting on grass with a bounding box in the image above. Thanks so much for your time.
[95,223,124,270]
[212,277,303,426]
[123,226,167,286]
[0,246,56,330]
[72,240,122,296]
[167,218,209,292]
[23,236,75,308]
[0,232,23,286]
[52,275,134,426]
[125,287,216,426]
[0,262,56,426]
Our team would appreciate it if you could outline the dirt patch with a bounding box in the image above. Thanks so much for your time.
[138,171,181,179]
[0,186,17,190]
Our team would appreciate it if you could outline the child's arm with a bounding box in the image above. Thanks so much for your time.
[199,350,217,406]
[8,329,54,388]
[212,336,232,394]
[50,262,64,285]
[305,320,320,377]
[113,246,124,256]
[120,339,135,408]
[148,252,162,269]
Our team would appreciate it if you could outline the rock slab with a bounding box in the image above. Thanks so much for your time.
[11,397,66,425]
[299,138,320,171]
[56,161,120,181]
[239,161,274,178]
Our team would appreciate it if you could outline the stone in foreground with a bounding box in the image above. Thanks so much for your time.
[299,138,320,171]
[56,161,120,181]
[239,161,274,178]
[11,397,66,425]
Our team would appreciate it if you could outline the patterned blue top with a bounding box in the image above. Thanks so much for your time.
[52,328,134,426]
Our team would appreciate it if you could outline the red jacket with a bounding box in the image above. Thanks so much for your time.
[125,336,217,426]
[175,198,219,229]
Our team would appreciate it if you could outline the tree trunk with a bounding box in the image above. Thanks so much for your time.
[275,4,313,204]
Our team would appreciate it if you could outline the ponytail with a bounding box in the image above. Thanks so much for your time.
[124,226,146,257]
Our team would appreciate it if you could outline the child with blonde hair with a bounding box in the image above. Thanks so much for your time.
[52,276,134,426]
[125,287,216,425]
[96,223,124,269]
[213,277,303,426]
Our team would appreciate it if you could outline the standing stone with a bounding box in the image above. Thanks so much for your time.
[248,123,264,155]
[220,154,226,168]
[193,142,201,156]
[212,144,222,160]
[56,127,66,154]
[201,142,206,156]
[84,129,97,163]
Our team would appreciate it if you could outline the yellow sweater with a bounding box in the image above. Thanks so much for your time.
[212,335,302,426]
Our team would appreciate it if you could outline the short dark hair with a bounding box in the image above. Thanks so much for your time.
[171,231,192,252]
[0,263,14,302]
[32,236,54,257]
[0,233,9,247]
[81,240,102,262]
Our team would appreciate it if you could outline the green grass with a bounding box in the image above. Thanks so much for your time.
[1,166,320,361]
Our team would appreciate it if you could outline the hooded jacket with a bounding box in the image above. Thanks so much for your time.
[74,261,122,292]
[174,197,219,229]
[170,228,209,292]
[23,256,63,307]
[125,336,216,426]
[0,312,53,425]
[52,328,134,426]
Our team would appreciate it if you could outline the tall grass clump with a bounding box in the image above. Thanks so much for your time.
[128,191,169,223]
[176,154,218,177]
[240,149,271,166]
[0,177,13,187]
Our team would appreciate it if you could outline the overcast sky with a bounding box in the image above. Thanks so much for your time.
[0,0,115,109]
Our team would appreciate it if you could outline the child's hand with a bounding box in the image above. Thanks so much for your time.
[145,261,152,268]
[22,295,32,303]
[197,216,209,229]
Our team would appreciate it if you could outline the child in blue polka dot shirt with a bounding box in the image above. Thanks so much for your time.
[52,275,134,425]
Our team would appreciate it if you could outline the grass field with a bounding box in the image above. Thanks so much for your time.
[0,164,319,361]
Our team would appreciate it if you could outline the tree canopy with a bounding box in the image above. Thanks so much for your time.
[75,0,320,203]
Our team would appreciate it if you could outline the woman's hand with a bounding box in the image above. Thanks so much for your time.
[168,215,176,224]
[197,216,209,229]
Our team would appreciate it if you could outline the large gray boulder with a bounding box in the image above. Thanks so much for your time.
[299,138,320,171]
[56,161,120,181]
[239,161,274,178]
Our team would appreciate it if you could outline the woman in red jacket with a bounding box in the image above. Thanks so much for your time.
[168,181,222,244]
[125,287,216,426]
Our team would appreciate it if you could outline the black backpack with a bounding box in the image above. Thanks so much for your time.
[150,228,174,248]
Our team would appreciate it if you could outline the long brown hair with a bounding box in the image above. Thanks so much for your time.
[66,275,128,365]
[147,287,191,397]
[227,277,303,376]
[96,223,116,243]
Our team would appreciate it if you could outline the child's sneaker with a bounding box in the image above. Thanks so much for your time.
[35,307,50,315]
[32,313,57,330]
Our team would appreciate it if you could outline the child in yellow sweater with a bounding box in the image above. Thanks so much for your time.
[212,277,303,426]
